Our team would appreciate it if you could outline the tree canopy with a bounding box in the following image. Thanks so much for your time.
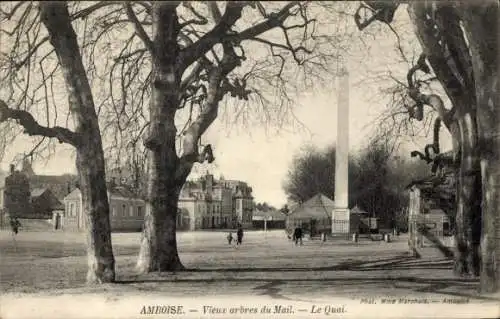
[283,141,429,228]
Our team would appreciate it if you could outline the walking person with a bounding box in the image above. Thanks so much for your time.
[10,216,21,236]
[293,226,303,246]
[236,224,244,245]
[227,232,234,245]
[10,216,21,251]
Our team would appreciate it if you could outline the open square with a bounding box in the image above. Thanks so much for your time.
[3,229,498,319]
[0,230,481,296]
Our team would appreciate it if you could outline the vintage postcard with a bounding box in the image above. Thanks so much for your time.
[0,1,499,319]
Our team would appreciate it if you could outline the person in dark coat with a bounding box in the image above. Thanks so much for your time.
[227,232,234,245]
[236,224,244,245]
[293,226,303,246]
[10,217,21,236]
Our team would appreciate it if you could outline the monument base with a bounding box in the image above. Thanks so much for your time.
[332,208,350,235]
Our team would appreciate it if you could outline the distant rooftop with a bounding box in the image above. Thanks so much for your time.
[289,193,335,220]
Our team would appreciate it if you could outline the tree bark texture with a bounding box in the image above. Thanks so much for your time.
[457,0,499,293]
[136,3,185,273]
[136,157,185,272]
[40,2,115,283]
[454,113,481,277]
[77,145,116,283]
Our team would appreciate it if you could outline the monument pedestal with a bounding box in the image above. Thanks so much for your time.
[332,208,350,237]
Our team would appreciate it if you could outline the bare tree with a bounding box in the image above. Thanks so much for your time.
[354,0,499,292]
[0,2,118,283]
[94,1,354,273]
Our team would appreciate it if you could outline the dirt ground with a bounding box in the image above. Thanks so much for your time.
[1,230,498,319]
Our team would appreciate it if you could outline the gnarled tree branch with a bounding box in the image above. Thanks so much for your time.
[354,1,400,31]
[0,99,81,145]
[125,2,154,55]
[406,53,454,129]
[179,2,247,71]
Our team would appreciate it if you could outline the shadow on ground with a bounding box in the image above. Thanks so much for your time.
[113,255,494,302]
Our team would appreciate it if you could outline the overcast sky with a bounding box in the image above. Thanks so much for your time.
[0,3,452,207]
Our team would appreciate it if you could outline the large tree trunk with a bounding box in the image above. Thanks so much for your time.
[136,149,185,272]
[136,3,185,273]
[40,2,115,283]
[457,0,499,293]
[77,144,115,283]
[454,113,481,277]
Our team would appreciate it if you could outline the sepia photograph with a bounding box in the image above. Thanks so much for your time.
[0,1,498,318]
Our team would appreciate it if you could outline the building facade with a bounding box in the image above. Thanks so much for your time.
[178,173,254,230]
[63,184,146,232]
[0,159,77,228]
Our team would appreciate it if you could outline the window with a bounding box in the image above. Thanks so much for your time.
[70,203,74,217]
[137,206,143,217]
[122,204,127,217]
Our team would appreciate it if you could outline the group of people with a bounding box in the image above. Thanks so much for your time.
[226,225,305,246]
[227,224,244,246]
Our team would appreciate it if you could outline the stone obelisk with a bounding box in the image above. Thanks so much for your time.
[332,67,350,236]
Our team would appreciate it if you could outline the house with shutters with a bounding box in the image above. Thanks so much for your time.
[63,181,145,232]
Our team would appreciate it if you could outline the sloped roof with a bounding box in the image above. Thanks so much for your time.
[31,188,48,198]
[64,185,143,201]
[31,188,64,210]
[64,188,82,201]
[30,174,77,200]
[289,193,335,220]
[350,205,369,215]
[108,184,137,198]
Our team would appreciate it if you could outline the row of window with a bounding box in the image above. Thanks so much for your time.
[111,204,144,218]
[202,216,231,227]
[66,202,144,218]
[196,203,221,214]
[235,199,254,211]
